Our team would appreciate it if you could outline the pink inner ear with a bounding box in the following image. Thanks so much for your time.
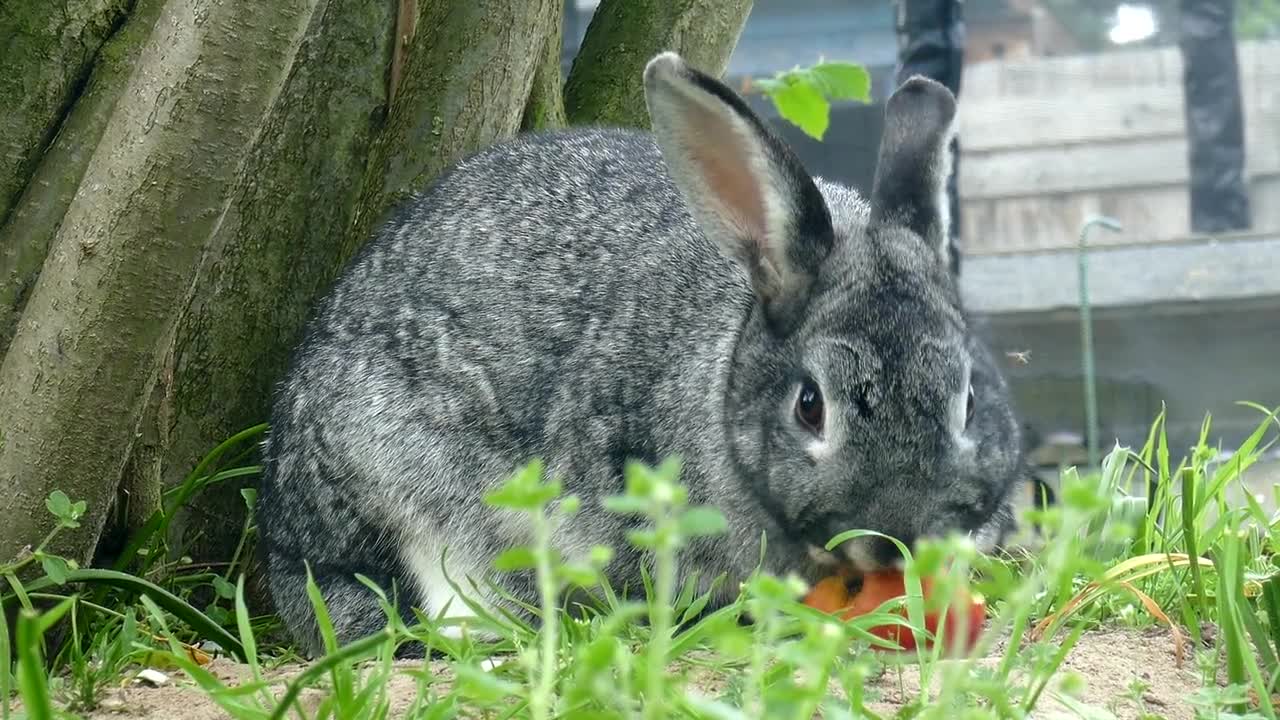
[683,104,767,243]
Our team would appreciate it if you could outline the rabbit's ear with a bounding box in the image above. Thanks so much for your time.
[868,75,958,268]
[643,52,834,332]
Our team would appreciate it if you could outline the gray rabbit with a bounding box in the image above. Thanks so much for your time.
[256,51,1031,657]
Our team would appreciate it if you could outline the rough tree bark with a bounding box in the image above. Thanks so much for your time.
[563,0,753,127]
[0,0,320,565]
[0,0,139,353]
[0,0,754,577]
[145,0,565,566]
[522,5,569,132]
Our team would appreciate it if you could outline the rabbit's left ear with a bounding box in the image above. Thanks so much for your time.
[868,75,957,270]
[643,52,835,333]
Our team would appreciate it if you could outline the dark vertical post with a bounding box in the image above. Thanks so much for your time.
[893,0,966,276]
[1179,0,1252,233]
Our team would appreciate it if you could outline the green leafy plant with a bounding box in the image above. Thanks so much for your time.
[5,404,1280,719]
[753,60,872,140]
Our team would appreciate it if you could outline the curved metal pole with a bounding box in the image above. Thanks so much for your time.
[1078,215,1123,470]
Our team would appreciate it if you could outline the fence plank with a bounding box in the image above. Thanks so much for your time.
[961,118,1280,199]
[961,186,1190,253]
[958,87,1187,151]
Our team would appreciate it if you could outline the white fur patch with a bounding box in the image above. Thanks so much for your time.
[840,537,905,572]
[402,537,479,640]
[807,544,842,567]
[933,112,959,262]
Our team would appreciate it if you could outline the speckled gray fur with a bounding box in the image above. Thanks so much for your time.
[256,53,1028,657]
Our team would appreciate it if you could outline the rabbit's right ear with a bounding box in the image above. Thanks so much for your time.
[643,52,835,333]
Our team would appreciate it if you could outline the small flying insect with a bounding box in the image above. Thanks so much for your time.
[1005,349,1032,365]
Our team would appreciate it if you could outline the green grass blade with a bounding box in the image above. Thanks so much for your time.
[1264,577,1280,668]
[109,509,165,572]
[268,630,395,720]
[1,595,11,720]
[138,596,271,720]
[303,563,355,708]
[117,424,268,574]
[1239,591,1279,687]
[1216,530,1264,717]
[1180,468,1206,620]
[1,568,246,661]
[14,609,54,720]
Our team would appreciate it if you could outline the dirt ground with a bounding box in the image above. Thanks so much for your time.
[35,626,1212,719]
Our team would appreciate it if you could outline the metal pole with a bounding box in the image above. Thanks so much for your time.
[1077,215,1123,470]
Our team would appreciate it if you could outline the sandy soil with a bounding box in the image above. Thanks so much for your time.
[861,627,1208,720]
[19,626,1216,719]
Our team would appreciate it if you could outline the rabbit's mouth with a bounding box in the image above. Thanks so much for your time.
[805,540,896,578]
[805,514,1004,575]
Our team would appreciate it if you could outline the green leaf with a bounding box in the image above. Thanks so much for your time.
[680,574,726,626]
[767,79,830,140]
[678,507,727,538]
[493,547,538,572]
[38,556,70,585]
[16,609,54,720]
[240,487,258,509]
[709,621,754,659]
[557,563,599,588]
[559,494,581,515]
[204,604,230,627]
[627,529,658,550]
[454,663,523,704]
[622,461,656,497]
[589,545,614,568]
[652,456,684,485]
[45,491,71,520]
[211,575,236,600]
[807,62,872,102]
[745,572,803,603]
[580,635,620,673]
[602,495,647,515]
[483,459,561,511]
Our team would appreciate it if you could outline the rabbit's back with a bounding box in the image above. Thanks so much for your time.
[256,128,758,652]
[299,128,752,460]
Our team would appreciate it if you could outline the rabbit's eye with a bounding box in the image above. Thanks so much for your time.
[795,380,824,434]
[965,384,976,427]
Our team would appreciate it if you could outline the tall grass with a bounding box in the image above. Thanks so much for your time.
[2,404,1278,718]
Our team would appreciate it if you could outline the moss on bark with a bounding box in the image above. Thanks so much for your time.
[0,0,134,224]
[522,5,568,132]
[563,0,752,128]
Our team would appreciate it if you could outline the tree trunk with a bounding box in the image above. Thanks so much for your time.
[0,0,320,565]
[138,0,563,567]
[0,0,141,354]
[563,0,753,128]
[522,5,568,132]
[0,0,752,578]
[0,0,133,222]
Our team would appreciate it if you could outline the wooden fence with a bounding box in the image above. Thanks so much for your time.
[956,40,1280,254]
